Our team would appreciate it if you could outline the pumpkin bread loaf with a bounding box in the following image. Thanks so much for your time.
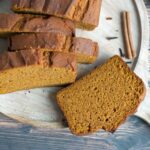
[12,0,102,30]
[0,50,76,94]
[0,14,75,36]
[9,33,99,64]
[57,55,146,135]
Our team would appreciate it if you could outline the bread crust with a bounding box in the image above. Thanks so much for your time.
[9,34,99,64]
[0,14,75,36]
[12,0,102,30]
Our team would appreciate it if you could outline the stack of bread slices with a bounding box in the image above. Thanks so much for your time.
[0,0,102,94]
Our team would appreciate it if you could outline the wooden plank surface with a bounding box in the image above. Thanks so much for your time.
[0,0,149,150]
[0,114,150,150]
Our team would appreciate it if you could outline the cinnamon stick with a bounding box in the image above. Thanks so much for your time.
[126,12,136,58]
[122,11,136,59]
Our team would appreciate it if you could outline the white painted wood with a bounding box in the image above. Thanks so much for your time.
[0,0,149,128]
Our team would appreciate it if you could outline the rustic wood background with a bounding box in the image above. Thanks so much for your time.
[0,0,150,150]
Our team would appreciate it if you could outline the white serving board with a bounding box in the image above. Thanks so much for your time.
[0,0,149,128]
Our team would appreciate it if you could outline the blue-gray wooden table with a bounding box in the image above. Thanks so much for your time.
[0,1,150,150]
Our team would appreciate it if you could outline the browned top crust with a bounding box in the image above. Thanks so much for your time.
[9,33,99,57]
[12,0,102,29]
[0,49,41,70]
[22,16,75,35]
[0,14,75,36]
[9,33,72,52]
[0,50,77,71]
[82,0,101,27]
[0,14,23,30]
[70,37,98,56]
[50,52,77,71]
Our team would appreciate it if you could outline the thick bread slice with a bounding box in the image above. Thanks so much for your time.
[12,0,102,30]
[0,14,75,36]
[9,33,99,64]
[0,50,76,94]
[57,55,146,135]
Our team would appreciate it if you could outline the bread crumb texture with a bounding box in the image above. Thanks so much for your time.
[57,55,146,135]
[0,50,76,94]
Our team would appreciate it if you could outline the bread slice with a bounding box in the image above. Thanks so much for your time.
[0,14,75,36]
[0,50,76,94]
[9,33,99,64]
[57,55,146,135]
[71,37,98,63]
[12,0,102,30]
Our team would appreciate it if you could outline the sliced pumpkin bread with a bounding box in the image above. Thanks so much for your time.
[57,55,146,135]
[9,33,99,64]
[12,0,102,30]
[0,14,75,36]
[0,50,76,94]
